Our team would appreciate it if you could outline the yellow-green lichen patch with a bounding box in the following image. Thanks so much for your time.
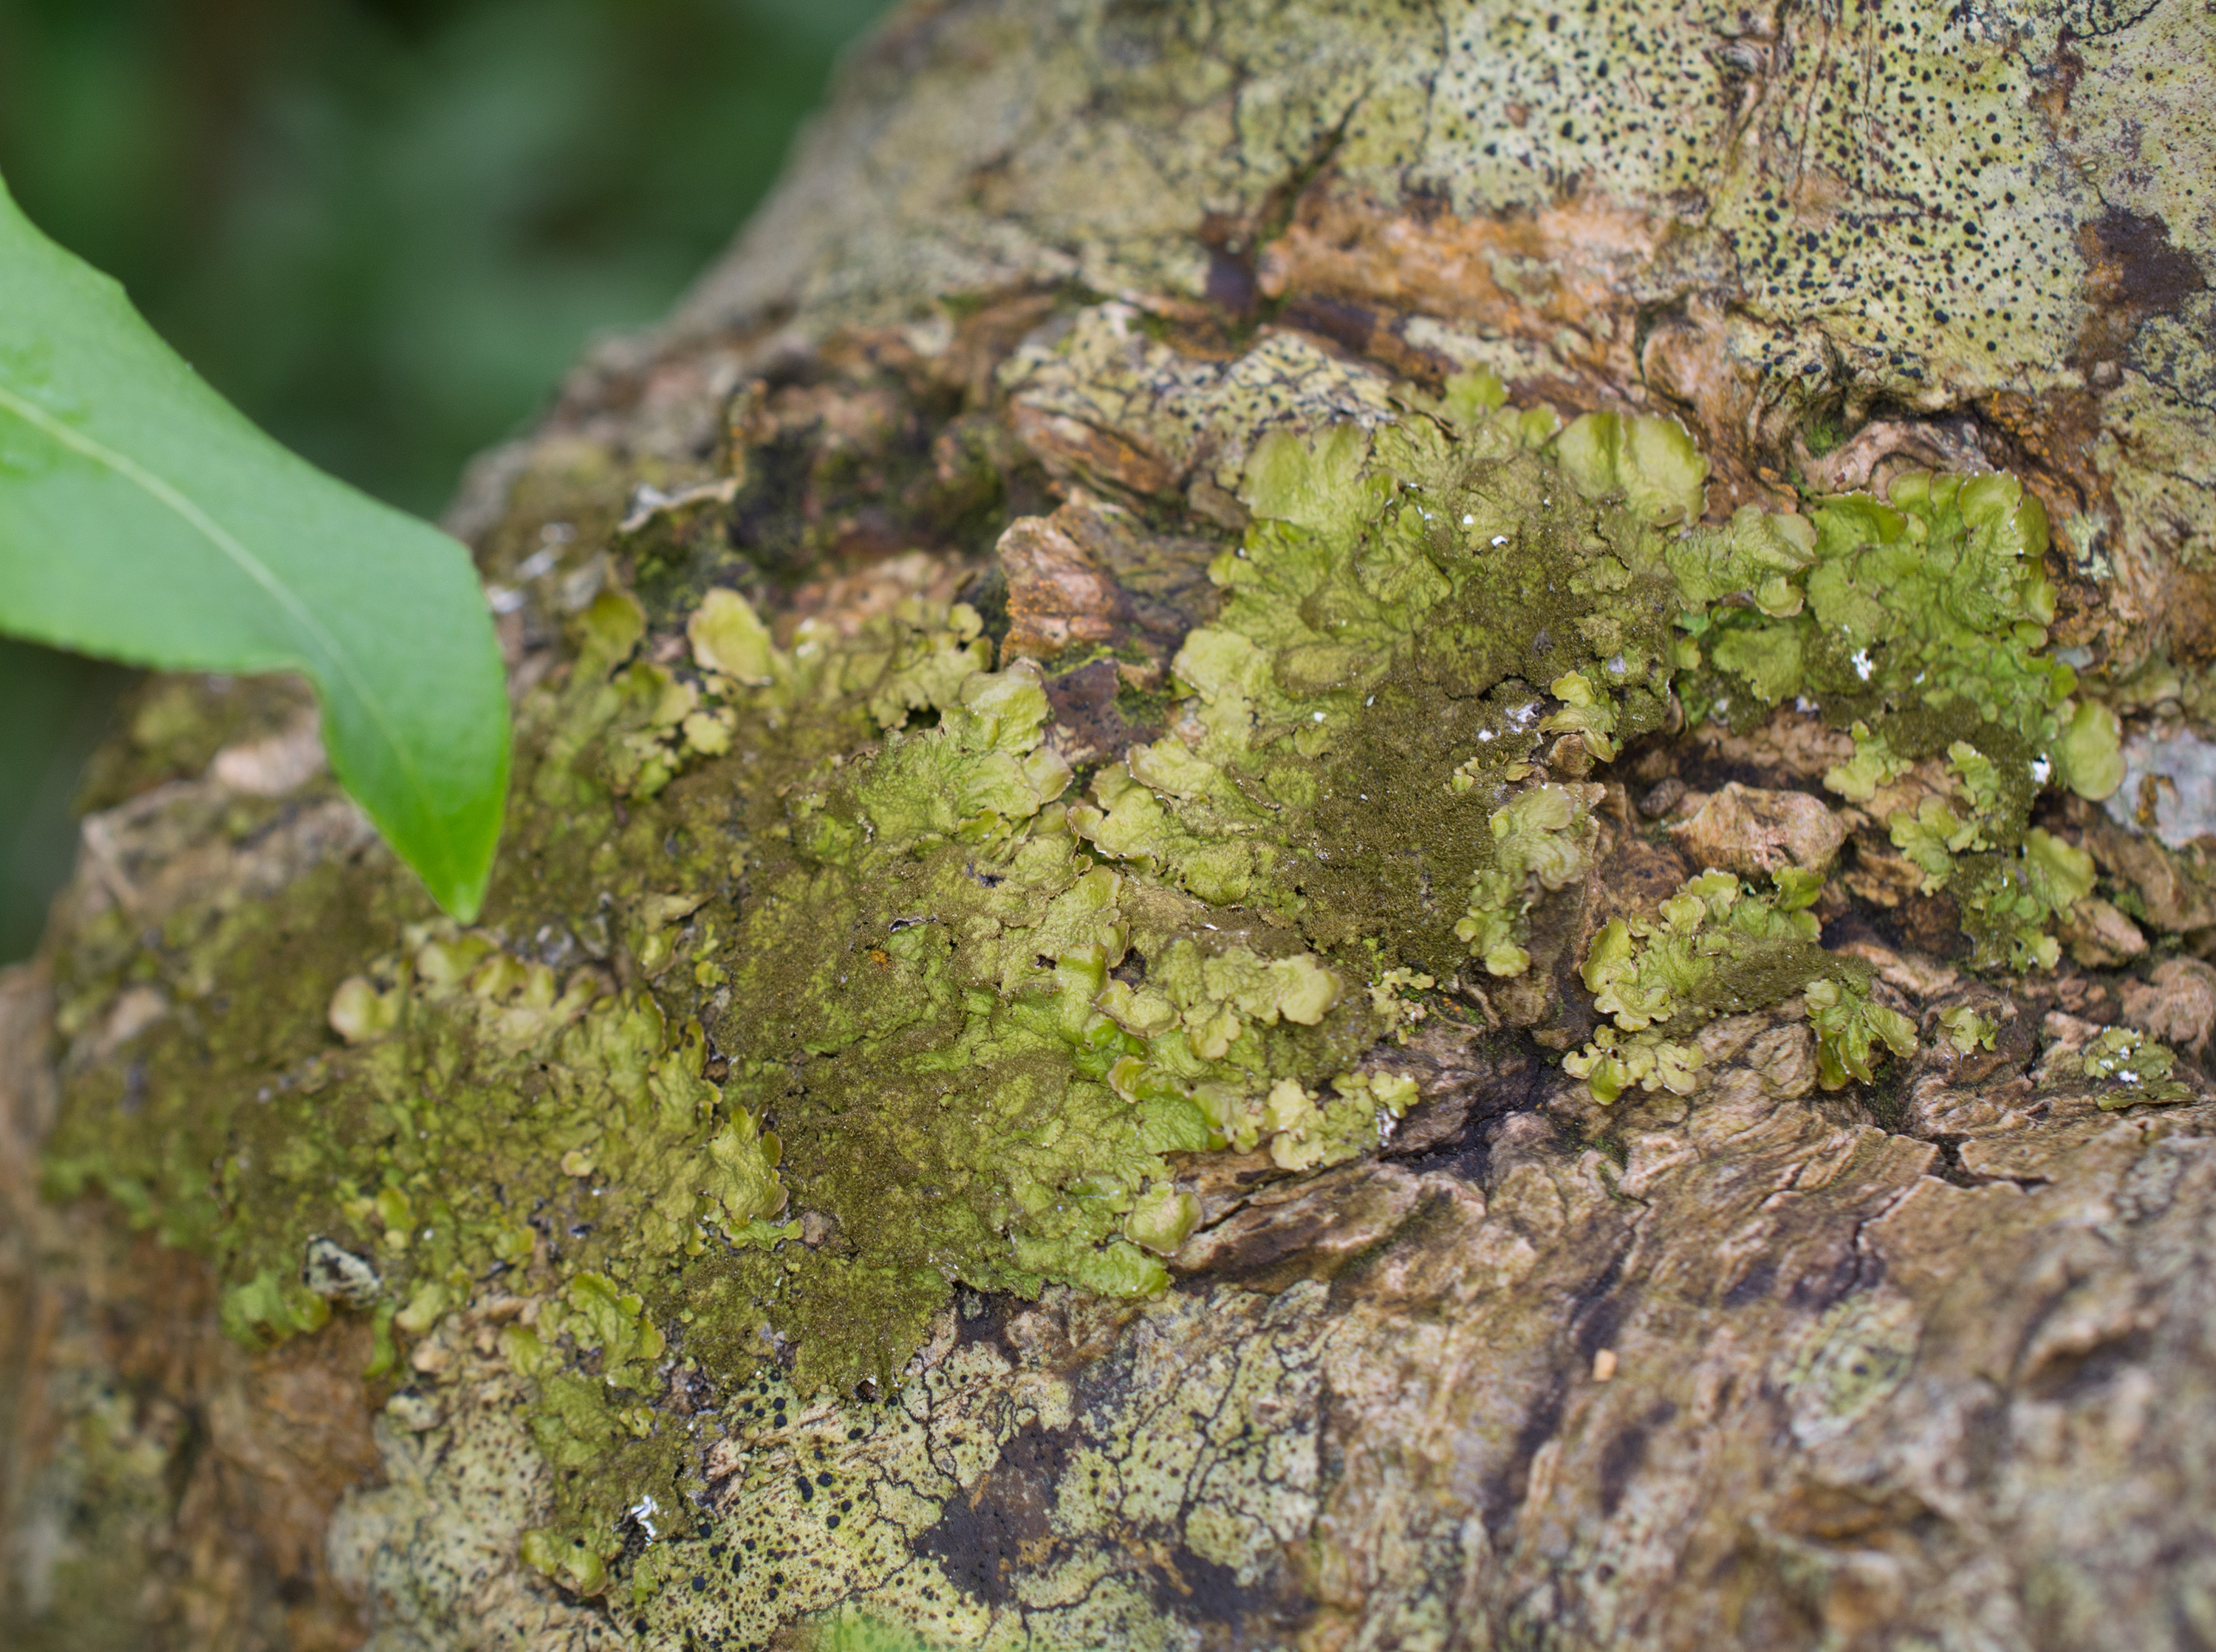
[1457,783,1605,979]
[38,343,2127,1614]
[2080,1027,2197,1110]
[42,538,1418,1585]
[1937,1005,2000,1057]
[1675,470,2118,967]
[702,642,1410,1394]
[1566,870,1915,1102]
[266,933,789,1565]
[1675,473,2065,748]
[1069,390,1688,981]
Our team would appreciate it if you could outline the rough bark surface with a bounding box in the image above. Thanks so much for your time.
[6,1,2216,1649]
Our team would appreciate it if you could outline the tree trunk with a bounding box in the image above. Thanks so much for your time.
[7,1,2216,1648]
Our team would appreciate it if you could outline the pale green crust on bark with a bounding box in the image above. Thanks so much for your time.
[685,0,2212,622]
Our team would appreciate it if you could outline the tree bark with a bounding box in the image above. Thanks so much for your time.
[7,1,2216,1648]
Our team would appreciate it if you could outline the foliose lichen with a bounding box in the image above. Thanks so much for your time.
[2081,1027,2196,1110]
[1673,471,2121,967]
[1937,1004,2000,1057]
[41,356,2124,1601]
[1563,869,1915,1103]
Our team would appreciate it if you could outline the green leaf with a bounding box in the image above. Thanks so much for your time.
[0,175,507,918]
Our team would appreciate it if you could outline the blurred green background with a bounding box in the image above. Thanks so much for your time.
[0,0,890,962]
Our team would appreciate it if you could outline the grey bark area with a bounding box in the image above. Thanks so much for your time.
[7,0,2216,1648]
